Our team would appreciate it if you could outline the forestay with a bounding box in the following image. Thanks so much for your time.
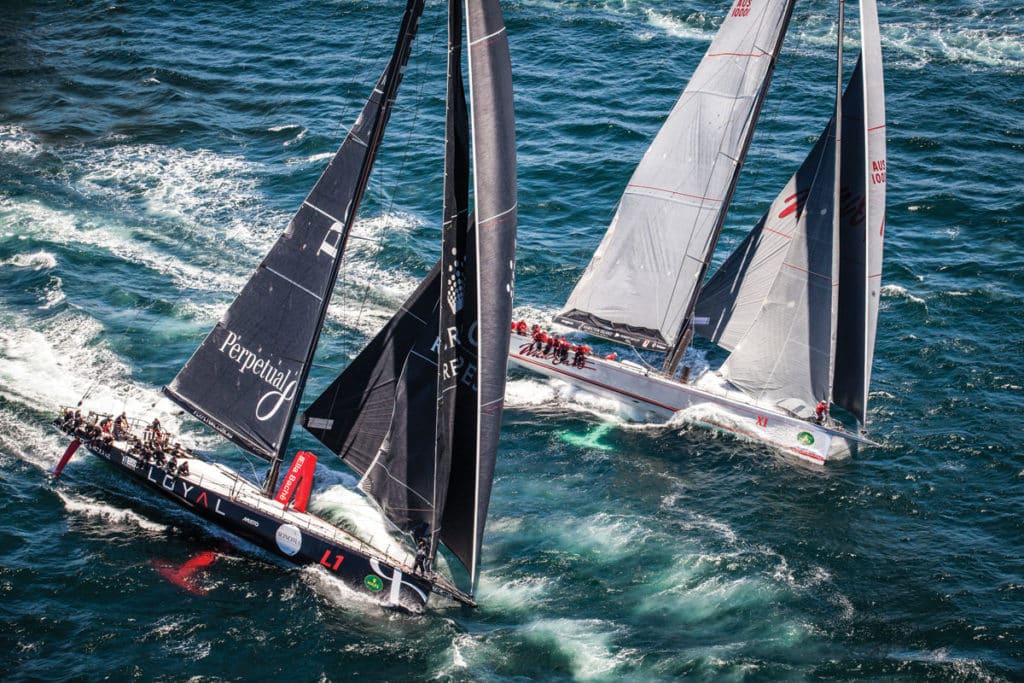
[556,0,795,350]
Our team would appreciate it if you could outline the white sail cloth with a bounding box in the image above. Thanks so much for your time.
[558,0,795,349]
[697,0,887,423]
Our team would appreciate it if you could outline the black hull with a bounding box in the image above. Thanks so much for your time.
[54,425,446,612]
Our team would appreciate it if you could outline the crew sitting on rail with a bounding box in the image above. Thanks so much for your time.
[145,418,168,447]
[78,413,100,440]
[114,412,130,440]
[98,417,115,445]
[532,328,546,352]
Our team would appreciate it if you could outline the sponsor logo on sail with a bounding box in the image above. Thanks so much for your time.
[218,330,298,421]
[364,575,384,592]
[796,431,815,446]
[275,523,302,556]
[446,256,465,314]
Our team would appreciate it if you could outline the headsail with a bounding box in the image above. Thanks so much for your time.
[555,0,795,351]
[832,0,886,423]
[163,0,425,463]
[698,3,886,424]
[300,262,442,478]
[695,100,840,416]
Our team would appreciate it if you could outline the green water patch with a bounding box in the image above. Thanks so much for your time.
[558,422,616,451]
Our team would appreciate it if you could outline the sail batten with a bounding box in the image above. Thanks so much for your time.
[556,0,796,351]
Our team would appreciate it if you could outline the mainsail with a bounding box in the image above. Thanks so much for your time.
[832,0,886,423]
[163,0,425,465]
[303,0,516,587]
[697,1,885,422]
[555,0,795,351]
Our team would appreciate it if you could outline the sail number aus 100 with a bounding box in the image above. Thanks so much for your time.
[732,0,752,17]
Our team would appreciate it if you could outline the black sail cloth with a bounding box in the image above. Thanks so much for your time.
[303,0,516,587]
[164,0,426,463]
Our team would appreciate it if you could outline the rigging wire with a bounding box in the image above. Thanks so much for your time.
[341,13,447,335]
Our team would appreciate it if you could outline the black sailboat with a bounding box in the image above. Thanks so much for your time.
[52,0,517,611]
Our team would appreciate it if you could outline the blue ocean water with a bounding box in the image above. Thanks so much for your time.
[2,0,1022,679]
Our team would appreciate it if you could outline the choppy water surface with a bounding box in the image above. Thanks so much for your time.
[2,0,1022,679]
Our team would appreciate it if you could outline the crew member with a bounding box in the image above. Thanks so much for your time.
[114,412,130,440]
[413,536,430,575]
[815,400,829,424]
[99,417,114,444]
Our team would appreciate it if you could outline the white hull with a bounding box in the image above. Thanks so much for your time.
[508,334,863,465]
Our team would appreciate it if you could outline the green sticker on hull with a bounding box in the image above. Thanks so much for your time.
[797,431,815,446]
[364,575,383,592]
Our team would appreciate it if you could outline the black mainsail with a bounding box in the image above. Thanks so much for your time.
[163,0,426,484]
[302,0,516,590]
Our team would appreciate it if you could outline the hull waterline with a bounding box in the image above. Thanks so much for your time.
[508,334,868,464]
[53,419,473,612]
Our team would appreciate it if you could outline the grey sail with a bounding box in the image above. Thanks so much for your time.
[699,100,841,416]
[163,0,424,462]
[832,0,887,423]
[556,0,795,350]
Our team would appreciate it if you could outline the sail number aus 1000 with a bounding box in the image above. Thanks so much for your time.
[732,0,752,17]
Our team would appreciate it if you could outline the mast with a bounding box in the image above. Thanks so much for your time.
[826,0,844,404]
[660,0,797,377]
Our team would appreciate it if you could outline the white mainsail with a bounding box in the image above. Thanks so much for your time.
[697,0,887,423]
[834,0,887,423]
[556,0,796,350]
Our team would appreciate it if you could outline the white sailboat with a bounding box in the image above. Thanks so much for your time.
[509,0,886,464]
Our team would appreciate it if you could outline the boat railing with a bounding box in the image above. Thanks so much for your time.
[57,407,412,568]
